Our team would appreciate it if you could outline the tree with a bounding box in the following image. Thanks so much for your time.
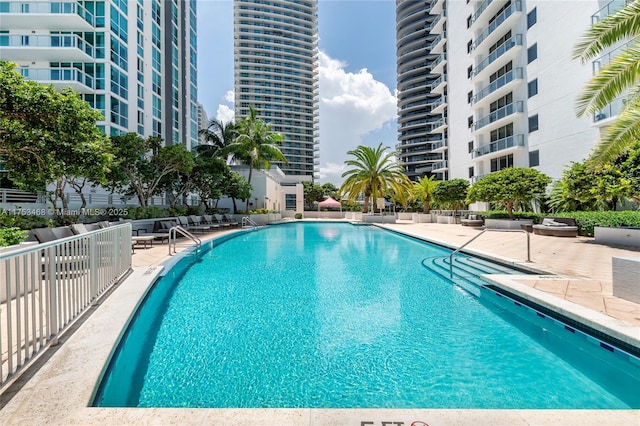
[197,118,236,160]
[189,156,229,210]
[412,175,438,213]
[467,168,551,219]
[225,106,287,211]
[339,143,411,213]
[221,170,252,213]
[108,134,194,208]
[321,183,339,200]
[0,60,112,212]
[573,1,640,164]
[303,181,324,209]
[432,179,469,211]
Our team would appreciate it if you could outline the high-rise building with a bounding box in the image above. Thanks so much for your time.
[0,0,198,148]
[396,0,614,183]
[233,0,319,180]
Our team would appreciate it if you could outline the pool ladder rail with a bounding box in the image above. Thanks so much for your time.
[168,225,201,255]
[242,216,259,228]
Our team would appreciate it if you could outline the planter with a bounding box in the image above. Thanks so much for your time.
[484,218,533,230]
[397,212,413,221]
[362,214,396,224]
[436,215,458,224]
[594,226,640,248]
[612,256,640,303]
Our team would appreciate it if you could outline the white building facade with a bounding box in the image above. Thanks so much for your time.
[233,0,319,180]
[397,0,622,184]
[0,0,199,148]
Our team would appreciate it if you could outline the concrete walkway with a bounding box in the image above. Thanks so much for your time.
[1,221,639,425]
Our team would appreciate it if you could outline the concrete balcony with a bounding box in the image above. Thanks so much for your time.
[0,1,95,31]
[471,34,523,80]
[473,134,525,159]
[17,67,94,93]
[471,0,522,53]
[0,33,94,62]
[472,101,524,132]
[471,67,523,106]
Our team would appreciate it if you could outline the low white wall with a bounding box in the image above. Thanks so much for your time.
[302,211,345,219]
[595,227,640,248]
[612,256,640,303]
[363,215,396,223]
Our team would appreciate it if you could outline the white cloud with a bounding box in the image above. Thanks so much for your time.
[216,104,235,124]
[318,50,397,184]
[224,90,235,104]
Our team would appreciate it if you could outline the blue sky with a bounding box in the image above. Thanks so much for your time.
[196,0,398,184]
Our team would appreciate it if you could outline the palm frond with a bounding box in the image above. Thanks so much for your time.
[573,1,640,62]
[590,103,640,164]
[575,43,640,115]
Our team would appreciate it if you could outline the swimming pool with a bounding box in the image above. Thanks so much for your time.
[94,222,640,409]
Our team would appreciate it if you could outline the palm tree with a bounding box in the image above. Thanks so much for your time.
[412,175,438,213]
[573,1,640,165]
[226,106,287,211]
[197,118,236,160]
[340,143,411,213]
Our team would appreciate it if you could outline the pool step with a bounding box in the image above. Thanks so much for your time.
[422,255,522,296]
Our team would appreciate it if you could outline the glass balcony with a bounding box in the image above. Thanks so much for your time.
[17,67,94,92]
[474,134,524,158]
[471,1,522,52]
[471,34,522,78]
[469,0,493,28]
[593,96,626,123]
[472,101,523,131]
[0,1,95,29]
[592,0,629,23]
[0,34,94,61]
[592,37,639,74]
[471,67,523,105]
[431,160,448,171]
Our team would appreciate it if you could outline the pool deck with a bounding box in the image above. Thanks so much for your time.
[1,221,639,425]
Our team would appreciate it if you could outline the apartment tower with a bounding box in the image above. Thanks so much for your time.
[233,0,319,180]
[0,0,199,148]
[396,0,620,184]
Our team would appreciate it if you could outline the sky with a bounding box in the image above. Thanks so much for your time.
[196,0,398,185]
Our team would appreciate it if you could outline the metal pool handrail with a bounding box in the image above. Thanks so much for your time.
[242,216,259,228]
[168,226,201,255]
[449,228,531,279]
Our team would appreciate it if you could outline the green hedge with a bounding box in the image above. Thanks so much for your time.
[0,227,29,247]
[476,210,640,237]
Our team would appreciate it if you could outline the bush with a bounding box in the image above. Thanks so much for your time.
[0,227,29,247]
[125,206,170,220]
[294,213,303,219]
[0,213,54,230]
[478,210,640,237]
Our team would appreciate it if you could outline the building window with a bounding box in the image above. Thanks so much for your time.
[469,167,474,178]
[529,150,540,167]
[491,154,514,172]
[527,8,537,29]
[528,79,538,98]
[467,66,473,78]
[468,116,474,128]
[467,90,473,103]
[467,15,472,28]
[468,141,474,153]
[529,114,539,132]
[467,40,472,54]
[528,44,538,63]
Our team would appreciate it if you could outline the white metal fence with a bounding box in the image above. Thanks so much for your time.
[0,223,132,386]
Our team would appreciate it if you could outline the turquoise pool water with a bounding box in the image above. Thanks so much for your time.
[94,222,640,408]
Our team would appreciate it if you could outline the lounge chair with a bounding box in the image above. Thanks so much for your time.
[532,218,578,237]
[222,214,239,227]
[187,215,213,233]
[213,214,231,228]
[201,215,221,230]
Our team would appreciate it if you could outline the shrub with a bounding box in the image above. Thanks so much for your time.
[478,210,640,237]
[294,213,303,219]
[0,213,54,230]
[0,227,29,247]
